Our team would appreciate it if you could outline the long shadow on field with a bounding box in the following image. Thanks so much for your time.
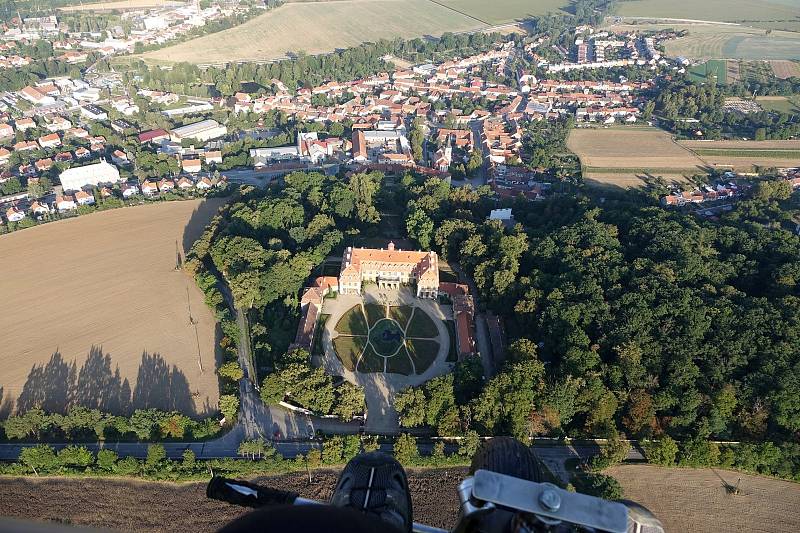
[14,346,196,417]
[181,197,227,257]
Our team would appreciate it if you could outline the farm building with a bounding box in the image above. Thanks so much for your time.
[59,161,121,192]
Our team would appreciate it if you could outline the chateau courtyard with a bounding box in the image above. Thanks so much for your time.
[317,285,454,433]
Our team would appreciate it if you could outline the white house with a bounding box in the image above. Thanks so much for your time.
[121,183,140,198]
[141,180,158,196]
[74,190,95,206]
[5,206,24,222]
[55,195,77,212]
[196,176,213,190]
[59,161,121,192]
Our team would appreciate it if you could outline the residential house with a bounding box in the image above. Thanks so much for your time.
[0,147,10,165]
[0,123,13,138]
[14,140,39,152]
[30,200,50,216]
[176,176,194,189]
[74,147,90,159]
[5,205,24,222]
[141,180,158,196]
[111,149,129,166]
[196,176,213,190]
[181,158,201,173]
[121,183,140,198]
[38,133,61,149]
[203,150,222,164]
[158,178,175,192]
[34,158,53,172]
[55,194,77,211]
[74,190,95,206]
[15,118,35,131]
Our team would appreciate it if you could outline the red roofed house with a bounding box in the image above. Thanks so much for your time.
[182,158,201,173]
[289,276,340,353]
[6,205,25,222]
[138,129,170,144]
[38,133,61,149]
[439,282,476,359]
[339,242,439,298]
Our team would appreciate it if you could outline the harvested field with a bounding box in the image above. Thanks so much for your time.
[59,0,180,11]
[436,0,568,24]
[0,200,226,418]
[568,127,705,186]
[769,60,800,79]
[142,0,483,65]
[726,59,741,83]
[614,0,800,31]
[0,468,469,531]
[681,139,800,170]
[607,464,800,533]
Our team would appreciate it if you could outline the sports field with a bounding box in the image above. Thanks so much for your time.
[687,60,727,85]
[607,465,800,532]
[59,0,180,11]
[142,0,483,64]
[0,200,225,417]
[680,139,800,170]
[567,127,705,186]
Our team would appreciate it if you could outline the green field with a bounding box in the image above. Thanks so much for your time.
[756,96,800,114]
[614,0,800,31]
[437,0,568,24]
[688,60,727,85]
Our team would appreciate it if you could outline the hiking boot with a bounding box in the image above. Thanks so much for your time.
[330,451,413,533]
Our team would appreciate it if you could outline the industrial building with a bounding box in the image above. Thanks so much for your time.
[170,119,227,142]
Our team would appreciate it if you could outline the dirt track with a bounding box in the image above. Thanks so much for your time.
[0,200,225,418]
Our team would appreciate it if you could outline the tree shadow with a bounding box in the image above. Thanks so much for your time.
[12,346,197,417]
[181,197,228,258]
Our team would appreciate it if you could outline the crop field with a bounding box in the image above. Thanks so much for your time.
[605,21,800,60]
[0,469,469,531]
[607,465,800,532]
[567,127,705,186]
[435,0,569,25]
[142,0,484,65]
[756,95,800,114]
[59,0,181,11]
[613,0,800,31]
[769,60,800,79]
[680,139,800,170]
[0,200,225,418]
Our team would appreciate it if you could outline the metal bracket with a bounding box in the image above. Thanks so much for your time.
[471,470,629,533]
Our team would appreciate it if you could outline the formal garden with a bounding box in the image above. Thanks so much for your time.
[332,302,443,376]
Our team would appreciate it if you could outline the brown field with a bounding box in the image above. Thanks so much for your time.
[142,0,483,65]
[0,468,467,531]
[0,200,226,418]
[607,465,800,532]
[769,60,800,79]
[1,465,798,532]
[59,0,182,12]
[567,127,705,186]
[680,139,800,171]
[726,60,741,83]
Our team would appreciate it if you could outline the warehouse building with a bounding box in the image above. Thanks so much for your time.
[58,161,121,192]
[170,119,227,142]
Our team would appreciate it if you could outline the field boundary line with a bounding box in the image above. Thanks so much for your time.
[422,0,492,27]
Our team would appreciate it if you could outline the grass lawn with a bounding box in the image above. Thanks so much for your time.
[756,96,800,114]
[406,339,440,374]
[364,302,386,327]
[333,335,366,372]
[688,60,727,85]
[335,305,368,335]
[389,305,414,329]
[406,308,440,338]
[386,350,414,375]
[357,345,385,373]
[445,320,458,363]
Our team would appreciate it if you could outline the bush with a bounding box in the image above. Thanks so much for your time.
[678,438,720,467]
[20,445,58,474]
[97,449,118,471]
[574,473,623,501]
[58,445,94,468]
[182,449,197,470]
[322,436,344,464]
[115,456,141,476]
[146,444,167,469]
[459,430,480,458]
[219,395,240,422]
[642,436,678,466]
